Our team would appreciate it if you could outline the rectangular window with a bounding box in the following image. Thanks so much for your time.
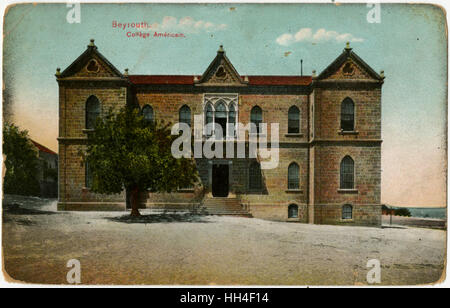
[85,161,93,188]
[342,205,353,220]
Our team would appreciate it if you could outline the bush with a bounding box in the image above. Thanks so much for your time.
[394,208,412,217]
[3,123,41,196]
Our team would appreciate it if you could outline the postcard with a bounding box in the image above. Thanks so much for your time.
[1,1,447,290]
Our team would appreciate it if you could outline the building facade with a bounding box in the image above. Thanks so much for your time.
[31,140,58,198]
[56,39,383,226]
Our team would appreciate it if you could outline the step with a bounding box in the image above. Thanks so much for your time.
[198,197,251,217]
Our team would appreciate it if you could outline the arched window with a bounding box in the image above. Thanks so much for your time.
[142,105,154,123]
[249,161,262,191]
[288,162,300,190]
[288,106,300,134]
[179,105,191,127]
[215,101,227,138]
[228,104,236,137]
[340,156,355,189]
[250,106,263,134]
[85,96,100,129]
[341,98,355,131]
[205,104,214,136]
[288,204,299,218]
[342,204,353,220]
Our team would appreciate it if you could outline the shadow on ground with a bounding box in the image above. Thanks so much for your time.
[107,213,211,224]
[3,203,58,216]
[381,225,407,229]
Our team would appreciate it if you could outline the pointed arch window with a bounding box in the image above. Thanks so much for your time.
[288,106,300,134]
[250,106,263,134]
[341,98,355,131]
[203,94,239,139]
[288,162,300,190]
[340,156,355,189]
[179,105,191,127]
[142,105,154,123]
[249,161,262,191]
[85,96,100,129]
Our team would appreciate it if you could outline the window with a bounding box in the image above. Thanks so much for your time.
[205,104,214,136]
[288,162,300,190]
[341,98,355,131]
[85,96,100,129]
[288,204,299,218]
[342,204,353,220]
[179,105,191,127]
[250,106,263,134]
[203,95,239,138]
[340,156,355,189]
[342,62,355,76]
[228,104,236,137]
[288,106,300,134]
[85,161,93,188]
[215,66,226,78]
[142,105,154,123]
[215,101,227,138]
[86,59,100,73]
[249,162,262,191]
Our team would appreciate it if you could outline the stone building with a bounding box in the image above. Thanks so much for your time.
[31,140,58,198]
[56,39,384,226]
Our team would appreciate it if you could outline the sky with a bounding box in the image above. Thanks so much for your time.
[2,3,447,207]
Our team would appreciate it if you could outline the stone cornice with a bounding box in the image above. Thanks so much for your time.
[309,138,382,146]
[133,84,313,95]
[58,136,381,148]
[312,79,383,89]
[56,76,131,86]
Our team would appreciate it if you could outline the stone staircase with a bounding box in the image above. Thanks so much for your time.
[198,197,252,217]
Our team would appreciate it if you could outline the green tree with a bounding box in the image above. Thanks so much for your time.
[3,123,41,196]
[86,106,198,216]
[394,208,412,217]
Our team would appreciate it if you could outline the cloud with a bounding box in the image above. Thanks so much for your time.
[276,33,294,46]
[149,16,227,33]
[276,28,363,46]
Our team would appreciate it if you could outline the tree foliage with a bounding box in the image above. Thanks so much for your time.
[394,208,412,217]
[86,106,198,215]
[3,123,41,196]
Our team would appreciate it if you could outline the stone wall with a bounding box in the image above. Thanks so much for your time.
[58,83,127,211]
[314,204,381,226]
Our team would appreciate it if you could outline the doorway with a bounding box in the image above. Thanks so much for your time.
[212,164,229,197]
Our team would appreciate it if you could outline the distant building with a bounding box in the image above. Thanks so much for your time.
[56,39,383,226]
[31,140,58,198]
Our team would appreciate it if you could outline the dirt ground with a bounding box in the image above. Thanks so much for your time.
[2,195,447,286]
[382,215,446,230]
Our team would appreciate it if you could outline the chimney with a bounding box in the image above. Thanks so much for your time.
[300,59,303,76]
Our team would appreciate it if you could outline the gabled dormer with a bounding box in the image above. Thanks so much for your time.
[56,39,124,80]
[316,42,384,83]
[195,45,248,86]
